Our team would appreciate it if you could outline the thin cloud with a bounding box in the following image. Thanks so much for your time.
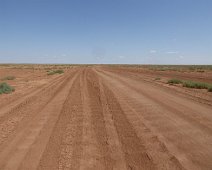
[44,54,49,56]
[118,55,125,59]
[166,51,179,54]
[149,50,157,53]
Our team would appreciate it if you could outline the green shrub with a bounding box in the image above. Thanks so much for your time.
[154,77,161,80]
[208,86,212,92]
[47,71,55,75]
[47,69,64,75]
[183,81,208,89]
[167,79,182,84]
[54,70,64,74]
[159,68,167,71]
[167,79,212,92]
[0,82,15,94]
[196,70,205,73]
[1,76,15,80]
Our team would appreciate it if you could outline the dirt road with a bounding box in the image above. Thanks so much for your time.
[0,66,212,170]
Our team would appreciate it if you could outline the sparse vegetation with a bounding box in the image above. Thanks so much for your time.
[208,86,212,92]
[47,69,64,75]
[196,70,205,73]
[182,81,208,89]
[146,65,212,72]
[154,77,161,80]
[1,76,16,80]
[167,79,212,92]
[167,79,182,84]
[0,82,15,94]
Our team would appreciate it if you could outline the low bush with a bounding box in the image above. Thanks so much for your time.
[154,77,161,80]
[207,86,212,92]
[47,71,55,75]
[167,79,182,84]
[54,70,64,74]
[1,76,15,80]
[0,82,15,94]
[167,79,212,92]
[196,70,205,73]
[47,69,64,75]
[182,81,208,89]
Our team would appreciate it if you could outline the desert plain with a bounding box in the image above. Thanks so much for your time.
[0,64,212,170]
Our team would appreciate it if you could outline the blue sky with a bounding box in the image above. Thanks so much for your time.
[0,0,212,64]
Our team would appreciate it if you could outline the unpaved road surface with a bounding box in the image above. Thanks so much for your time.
[0,66,212,170]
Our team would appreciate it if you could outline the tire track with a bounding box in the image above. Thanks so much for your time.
[98,79,128,170]
[97,71,185,170]
[0,73,65,118]
[0,73,63,110]
[0,71,76,146]
[82,70,113,170]
[100,80,155,170]
[0,72,66,121]
[96,68,212,170]
[0,70,79,170]
[98,69,212,135]
[86,69,155,169]
[102,68,212,106]
[58,74,83,170]
[37,71,83,170]
[77,69,100,170]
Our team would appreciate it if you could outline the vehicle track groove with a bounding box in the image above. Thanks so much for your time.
[96,68,212,170]
[0,71,76,146]
[95,71,156,170]
[0,70,79,170]
[37,72,82,170]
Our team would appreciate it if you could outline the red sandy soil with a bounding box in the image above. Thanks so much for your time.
[0,66,211,170]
